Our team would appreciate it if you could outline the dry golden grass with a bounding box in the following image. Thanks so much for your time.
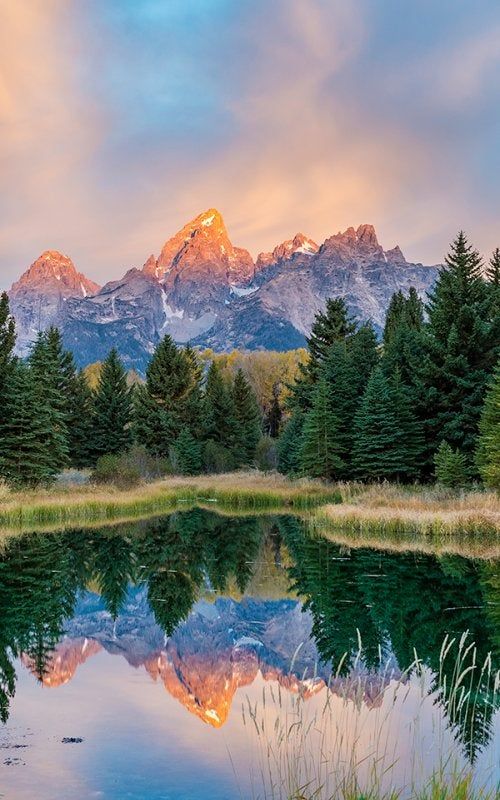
[313,483,500,558]
[0,471,340,533]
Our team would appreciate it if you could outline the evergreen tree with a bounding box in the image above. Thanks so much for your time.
[383,290,406,345]
[91,348,132,459]
[486,247,500,287]
[291,298,357,412]
[299,377,345,480]
[265,383,283,438]
[133,336,201,456]
[203,361,237,451]
[174,428,202,475]
[352,367,410,481]
[29,332,69,473]
[422,232,499,468]
[0,362,61,485]
[434,441,468,488]
[486,248,500,320]
[0,292,16,397]
[348,321,379,397]
[476,362,500,489]
[389,368,425,480]
[232,369,261,466]
[67,371,95,468]
[277,412,304,475]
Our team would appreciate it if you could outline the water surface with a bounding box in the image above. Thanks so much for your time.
[0,509,498,798]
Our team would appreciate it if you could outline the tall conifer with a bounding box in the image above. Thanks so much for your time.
[92,348,132,459]
[232,369,261,467]
[476,362,500,489]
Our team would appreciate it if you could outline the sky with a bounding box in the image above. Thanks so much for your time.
[1,0,500,289]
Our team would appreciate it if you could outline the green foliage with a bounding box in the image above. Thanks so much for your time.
[232,369,261,466]
[278,413,304,475]
[352,367,420,481]
[0,291,16,396]
[203,361,237,449]
[0,361,63,486]
[133,335,202,457]
[348,321,379,396]
[476,362,500,489]
[202,440,236,473]
[91,348,133,460]
[173,428,202,475]
[422,232,499,469]
[92,453,141,488]
[299,377,345,480]
[29,331,70,474]
[66,370,94,468]
[434,441,468,488]
[265,383,283,438]
[255,436,278,471]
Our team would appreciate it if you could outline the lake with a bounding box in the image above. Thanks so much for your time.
[0,508,498,799]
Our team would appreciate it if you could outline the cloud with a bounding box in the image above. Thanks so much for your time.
[1,0,500,288]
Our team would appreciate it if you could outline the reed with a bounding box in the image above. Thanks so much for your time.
[0,472,340,532]
[235,635,499,800]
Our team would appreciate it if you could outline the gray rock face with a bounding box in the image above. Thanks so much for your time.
[8,213,438,370]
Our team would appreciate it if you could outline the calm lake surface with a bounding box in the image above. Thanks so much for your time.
[0,509,498,799]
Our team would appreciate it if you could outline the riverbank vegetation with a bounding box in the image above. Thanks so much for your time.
[0,472,341,531]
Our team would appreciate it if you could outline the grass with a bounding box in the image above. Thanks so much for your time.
[312,484,499,554]
[235,635,499,800]
[0,472,341,532]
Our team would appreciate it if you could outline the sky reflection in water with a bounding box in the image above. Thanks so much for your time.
[0,509,498,799]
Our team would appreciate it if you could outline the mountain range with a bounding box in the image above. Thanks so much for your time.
[7,209,439,370]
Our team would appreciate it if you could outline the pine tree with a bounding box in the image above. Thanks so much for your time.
[352,367,408,481]
[203,361,237,450]
[348,321,379,397]
[383,290,406,346]
[277,413,304,475]
[476,362,500,489]
[291,298,357,412]
[299,378,345,480]
[487,248,500,287]
[232,369,261,466]
[422,232,499,468]
[29,332,69,473]
[0,292,16,397]
[91,348,132,459]
[389,368,424,480]
[133,336,201,456]
[174,428,202,475]
[0,362,61,486]
[265,383,282,438]
[67,371,94,468]
[486,248,500,321]
[320,340,359,476]
[434,441,468,488]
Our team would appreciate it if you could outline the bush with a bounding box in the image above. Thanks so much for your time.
[434,441,468,488]
[202,440,236,474]
[255,436,278,471]
[171,429,202,475]
[92,445,168,488]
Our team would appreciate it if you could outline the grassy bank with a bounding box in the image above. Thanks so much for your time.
[314,483,499,538]
[0,472,341,532]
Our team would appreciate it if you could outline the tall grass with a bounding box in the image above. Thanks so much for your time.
[234,636,499,800]
[0,472,341,532]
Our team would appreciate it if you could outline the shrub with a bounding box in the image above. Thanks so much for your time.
[91,445,167,488]
[255,436,278,471]
[202,440,236,474]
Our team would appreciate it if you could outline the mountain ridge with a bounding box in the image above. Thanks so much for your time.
[7,209,439,370]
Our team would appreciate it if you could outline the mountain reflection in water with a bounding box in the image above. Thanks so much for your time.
[0,509,498,799]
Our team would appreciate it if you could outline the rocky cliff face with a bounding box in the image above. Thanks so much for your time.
[8,211,438,369]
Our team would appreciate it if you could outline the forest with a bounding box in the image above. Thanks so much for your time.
[0,232,498,490]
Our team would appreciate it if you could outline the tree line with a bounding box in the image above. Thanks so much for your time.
[278,232,499,487]
[0,231,498,488]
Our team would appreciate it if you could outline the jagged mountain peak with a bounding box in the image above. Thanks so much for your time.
[256,232,319,271]
[11,250,100,296]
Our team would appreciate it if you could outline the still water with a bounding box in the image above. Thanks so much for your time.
[0,509,498,799]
